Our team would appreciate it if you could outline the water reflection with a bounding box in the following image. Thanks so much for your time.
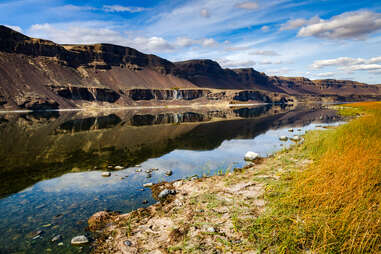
[0,104,342,253]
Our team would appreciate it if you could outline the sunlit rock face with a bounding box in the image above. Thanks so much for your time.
[1,25,381,110]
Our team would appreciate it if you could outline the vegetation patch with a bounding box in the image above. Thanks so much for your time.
[247,102,381,253]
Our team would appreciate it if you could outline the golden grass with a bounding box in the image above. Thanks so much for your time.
[250,102,381,253]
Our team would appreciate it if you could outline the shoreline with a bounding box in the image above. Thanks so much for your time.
[87,137,311,253]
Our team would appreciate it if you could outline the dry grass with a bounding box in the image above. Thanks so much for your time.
[249,102,381,253]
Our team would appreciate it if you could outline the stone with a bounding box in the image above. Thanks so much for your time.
[51,235,62,242]
[88,211,111,231]
[70,235,89,245]
[288,128,294,132]
[114,166,123,170]
[58,242,64,246]
[142,200,148,204]
[101,172,111,177]
[145,169,153,173]
[143,183,153,187]
[146,173,152,178]
[290,135,301,142]
[124,240,132,247]
[244,151,259,161]
[165,170,173,176]
[279,136,288,141]
[207,227,216,233]
[158,189,170,199]
[135,169,142,172]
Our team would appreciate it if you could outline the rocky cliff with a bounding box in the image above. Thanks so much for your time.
[0,25,380,110]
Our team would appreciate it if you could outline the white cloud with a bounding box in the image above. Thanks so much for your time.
[344,64,381,71]
[4,25,22,33]
[200,8,210,18]
[315,72,335,77]
[250,50,279,56]
[280,16,321,31]
[298,11,381,39]
[224,45,251,51]
[28,22,173,52]
[235,1,259,10]
[103,5,148,13]
[57,4,97,12]
[259,60,283,65]
[261,25,269,32]
[311,57,366,69]
[218,58,255,68]
[201,38,218,47]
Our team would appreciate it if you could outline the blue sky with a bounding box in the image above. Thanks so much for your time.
[1,0,381,84]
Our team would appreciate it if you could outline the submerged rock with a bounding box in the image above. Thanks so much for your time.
[101,172,111,177]
[244,151,259,161]
[51,235,62,242]
[70,235,89,245]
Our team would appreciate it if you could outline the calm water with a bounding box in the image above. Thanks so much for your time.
[0,105,343,253]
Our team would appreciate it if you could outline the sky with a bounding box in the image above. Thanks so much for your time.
[1,0,381,84]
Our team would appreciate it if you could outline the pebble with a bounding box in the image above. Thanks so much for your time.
[143,183,153,187]
[158,189,170,199]
[124,240,132,247]
[165,170,172,176]
[101,172,111,177]
[51,235,62,242]
[207,227,216,233]
[71,235,89,245]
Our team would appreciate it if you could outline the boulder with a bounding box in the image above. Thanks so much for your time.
[101,172,111,177]
[143,183,153,187]
[158,189,170,199]
[244,151,259,161]
[88,211,111,231]
[70,235,89,245]
[279,136,288,141]
[290,135,301,142]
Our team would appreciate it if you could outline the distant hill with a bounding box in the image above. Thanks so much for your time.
[0,25,380,110]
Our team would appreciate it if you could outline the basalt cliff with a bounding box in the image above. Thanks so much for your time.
[1,25,380,110]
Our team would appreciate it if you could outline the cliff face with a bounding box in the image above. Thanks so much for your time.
[0,25,380,110]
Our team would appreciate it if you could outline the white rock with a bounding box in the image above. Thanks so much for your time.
[206,227,216,233]
[290,135,301,142]
[71,235,89,245]
[279,136,288,141]
[143,183,153,187]
[244,151,259,161]
[158,189,170,199]
[101,172,111,177]
[114,166,124,170]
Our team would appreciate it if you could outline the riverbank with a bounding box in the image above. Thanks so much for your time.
[88,102,380,253]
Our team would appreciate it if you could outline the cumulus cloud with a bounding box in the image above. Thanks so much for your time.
[315,72,335,78]
[311,57,366,69]
[311,56,381,75]
[103,5,148,13]
[200,8,210,18]
[280,16,321,31]
[174,37,218,47]
[298,11,381,39]
[218,59,256,68]
[28,23,173,52]
[4,25,22,33]
[235,1,259,10]
[250,50,279,56]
